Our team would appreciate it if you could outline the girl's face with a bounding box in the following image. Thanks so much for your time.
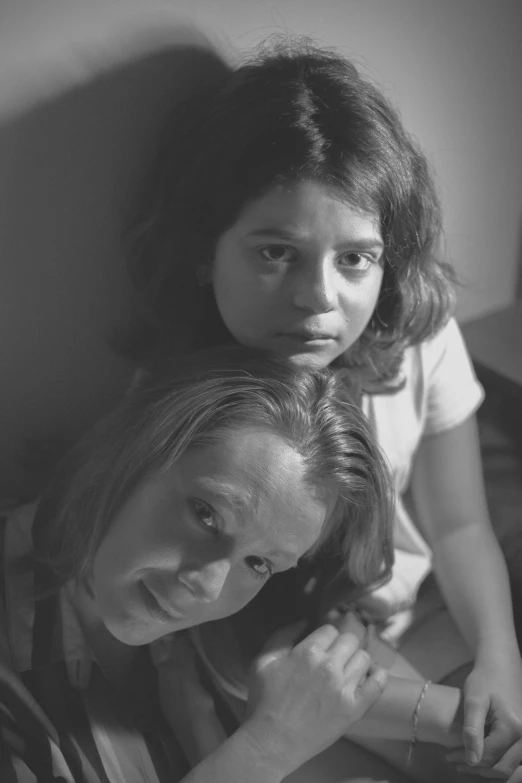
[90,426,330,645]
[212,180,385,368]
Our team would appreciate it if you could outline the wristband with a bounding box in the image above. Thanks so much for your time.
[406,680,431,766]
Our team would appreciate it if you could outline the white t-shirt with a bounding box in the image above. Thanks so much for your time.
[360,318,484,618]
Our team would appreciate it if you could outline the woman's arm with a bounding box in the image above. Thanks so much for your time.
[180,726,288,783]
[157,622,387,781]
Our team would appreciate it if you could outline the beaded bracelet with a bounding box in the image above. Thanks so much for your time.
[406,680,432,767]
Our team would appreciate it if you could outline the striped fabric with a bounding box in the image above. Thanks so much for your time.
[0,507,190,782]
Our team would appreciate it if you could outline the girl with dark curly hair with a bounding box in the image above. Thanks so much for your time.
[123,38,522,780]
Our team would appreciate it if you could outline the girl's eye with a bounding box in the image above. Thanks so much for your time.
[191,500,219,533]
[339,252,373,271]
[259,245,294,263]
[245,555,273,581]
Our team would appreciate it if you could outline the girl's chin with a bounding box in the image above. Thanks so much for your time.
[284,351,337,369]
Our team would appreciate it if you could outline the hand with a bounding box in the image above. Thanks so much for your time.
[446,657,522,779]
[243,620,387,774]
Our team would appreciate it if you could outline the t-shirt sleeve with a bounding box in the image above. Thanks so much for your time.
[422,317,485,437]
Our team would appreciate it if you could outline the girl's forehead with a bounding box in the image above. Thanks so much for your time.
[235,179,381,232]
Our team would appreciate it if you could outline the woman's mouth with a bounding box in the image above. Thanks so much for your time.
[279,332,336,345]
[139,580,184,621]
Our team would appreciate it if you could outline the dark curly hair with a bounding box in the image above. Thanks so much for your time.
[124,37,457,389]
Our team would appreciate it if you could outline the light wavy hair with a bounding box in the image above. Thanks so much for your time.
[32,346,393,605]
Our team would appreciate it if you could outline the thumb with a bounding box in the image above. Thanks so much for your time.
[462,696,488,765]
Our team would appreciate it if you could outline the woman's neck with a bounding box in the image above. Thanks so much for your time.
[68,579,138,688]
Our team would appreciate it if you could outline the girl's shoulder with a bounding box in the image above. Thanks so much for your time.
[415,316,466,368]
[403,317,484,436]
[363,318,483,445]
[392,317,475,391]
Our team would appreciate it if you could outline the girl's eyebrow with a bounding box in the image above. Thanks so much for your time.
[246,227,304,241]
[246,227,384,251]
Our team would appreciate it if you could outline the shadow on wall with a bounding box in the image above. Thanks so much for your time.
[0,31,230,501]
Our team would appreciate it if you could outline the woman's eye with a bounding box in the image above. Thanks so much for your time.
[245,555,273,581]
[259,245,294,263]
[339,252,373,271]
[192,500,218,533]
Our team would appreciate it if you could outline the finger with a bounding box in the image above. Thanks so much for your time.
[349,779,390,783]
[449,740,522,778]
[486,739,522,780]
[455,766,508,778]
[345,653,379,693]
[506,766,522,783]
[353,663,388,704]
[365,623,378,652]
[482,722,521,767]
[292,623,340,653]
[463,697,489,764]
[327,629,363,667]
[332,611,367,645]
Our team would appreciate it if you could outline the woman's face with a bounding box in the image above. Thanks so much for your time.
[90,426,330,645]
[212,180,385,369]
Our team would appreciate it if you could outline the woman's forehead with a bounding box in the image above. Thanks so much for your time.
[180,426,331,558]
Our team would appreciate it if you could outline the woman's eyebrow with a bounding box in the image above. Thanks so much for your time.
[194,477,254,523]
[195,477,303,564]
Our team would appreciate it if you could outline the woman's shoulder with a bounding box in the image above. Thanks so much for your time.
[1,502,38,564]
[0,503,39,669]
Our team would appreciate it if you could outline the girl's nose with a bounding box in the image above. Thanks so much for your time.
[178,559,231,603]
[291,257,337,313]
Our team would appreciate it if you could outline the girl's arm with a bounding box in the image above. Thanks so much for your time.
[348,675,462,747]
[331,613,463,746]
[410,414,522,768]
[179,683,460,783]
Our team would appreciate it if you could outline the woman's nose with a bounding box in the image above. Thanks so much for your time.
[291,257,337,313]
[178,559,231,603]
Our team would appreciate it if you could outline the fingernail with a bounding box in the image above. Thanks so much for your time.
[468,751,479,765]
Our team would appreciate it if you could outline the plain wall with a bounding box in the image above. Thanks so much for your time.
[1,0,521,498]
